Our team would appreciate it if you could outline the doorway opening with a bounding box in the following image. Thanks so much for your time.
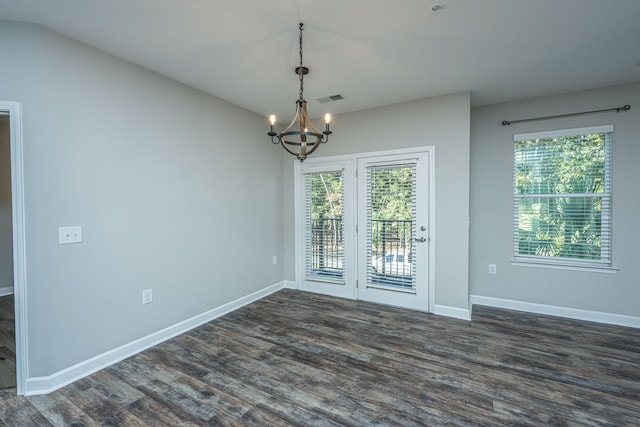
[0,102,26,395]
[0,112,15,390]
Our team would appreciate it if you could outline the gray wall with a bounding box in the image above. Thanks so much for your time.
[470,82,640,317]
[0,22,284,377]
[0,115,12,291]
[283,92,471,311]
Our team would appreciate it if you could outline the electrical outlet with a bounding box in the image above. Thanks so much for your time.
[59,226,83,244]
[142,289,153,305]
[488,264,497,275]
[272,256,278,265]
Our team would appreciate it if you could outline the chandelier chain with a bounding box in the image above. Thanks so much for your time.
[298,23,304,101]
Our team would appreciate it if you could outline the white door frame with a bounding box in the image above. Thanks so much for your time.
[1,101,27,395]
[293,146,435,313]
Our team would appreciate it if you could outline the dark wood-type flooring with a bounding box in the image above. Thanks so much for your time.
[0,295,15,390]
[1,289,639,426]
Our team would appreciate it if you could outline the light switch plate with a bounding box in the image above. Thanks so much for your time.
[59,226,83,244]
[142,289,153,305]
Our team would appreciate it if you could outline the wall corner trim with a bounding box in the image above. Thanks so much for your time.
[24,281,288,396]
[470,295,640,329]
[433,304,471,321]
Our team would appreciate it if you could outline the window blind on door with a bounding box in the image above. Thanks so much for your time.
[304,170,345,282]
[366,163,417,290]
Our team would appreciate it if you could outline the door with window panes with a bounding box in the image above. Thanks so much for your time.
[356,152,429,311]
[296,150,430,311]
[298,162,356,299]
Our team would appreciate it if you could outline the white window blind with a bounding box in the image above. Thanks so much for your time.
[513,125,612,267]
[304,170,345,282]
[366,163,417,290]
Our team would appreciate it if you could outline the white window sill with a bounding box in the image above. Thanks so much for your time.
[510,259,619,274]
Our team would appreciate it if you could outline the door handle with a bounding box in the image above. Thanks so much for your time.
[414,237,427,243]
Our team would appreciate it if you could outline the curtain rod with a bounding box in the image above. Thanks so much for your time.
[501,104,630,126]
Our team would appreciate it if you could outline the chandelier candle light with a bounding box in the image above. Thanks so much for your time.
[268,23,332,162]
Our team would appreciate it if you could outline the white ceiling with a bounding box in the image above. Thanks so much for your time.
[1,0,640,120]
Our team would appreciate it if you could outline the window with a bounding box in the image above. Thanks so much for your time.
[513,125,612,268]
[365,163,416,288]
[304,169,345,281]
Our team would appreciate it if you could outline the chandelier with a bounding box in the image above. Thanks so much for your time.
[268,23,332,162]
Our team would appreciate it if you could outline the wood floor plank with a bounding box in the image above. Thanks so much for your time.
[0,295,15,391]
[80,369,146,407]
[1,289,639,425]
[27,391,101,426]
[201,308,525,425]
[126,396,194,426]
[137,345,274,424]
[59,382,148,427]
[134,351,256,422]
[0,346,16,390]
[215,305,500,423]
[106,355,221,425]
[170,334,421,426]
[181,328,416,426]
[152,339,353,425]
[0,390,54,426]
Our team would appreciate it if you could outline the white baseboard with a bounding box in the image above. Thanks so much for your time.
[283,280,297,289]
[0,286,13,297]
[433,304,471,321]
[470,295,640,329]
[25,281,288,396]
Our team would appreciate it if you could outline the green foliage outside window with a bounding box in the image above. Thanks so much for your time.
[309,172,343,220]
[369,167,414,249]
[369,167,414,222]
[309,167,414,221]
[514,131,610,261]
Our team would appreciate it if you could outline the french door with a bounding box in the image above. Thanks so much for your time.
[295,148,431,311]
[296,161,356,299]
[356,152,430,311]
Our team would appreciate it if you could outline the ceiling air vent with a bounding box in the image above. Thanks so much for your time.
[318,94,345,103]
